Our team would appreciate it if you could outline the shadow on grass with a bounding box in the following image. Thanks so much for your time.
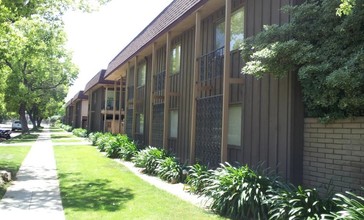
[51,134,74,139]
[4,134,39,144]
[59,173,134,212]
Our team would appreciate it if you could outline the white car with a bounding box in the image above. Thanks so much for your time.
[11,121,22,131]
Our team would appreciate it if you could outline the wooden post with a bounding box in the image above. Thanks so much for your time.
[119,76,123,134]
[113,80,117,133]
[132,56,138,139]
[125,63,130,135]
[104,87,108,132]
[189,11,201,164]
[163,32,172,149]
[221,0,231,163]
[88,92,92,131]
[149,42,157,145]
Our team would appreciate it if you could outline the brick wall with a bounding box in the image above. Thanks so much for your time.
[303,117,364,193]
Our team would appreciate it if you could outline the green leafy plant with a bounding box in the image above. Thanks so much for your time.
[96,133,113,152]
[88,132,103,146]
[133,146,166,175]
[267,185,334,220]
[156,156,182,183]
[185,163,210,194]
[202,163,274,219]
[328,190,364,220]
[104,136,121,158]
[117,135,137,161]
[72,128,88,137]
[60,124,73,132]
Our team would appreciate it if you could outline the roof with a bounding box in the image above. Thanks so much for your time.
[84,69,115,93]
[105,0,206,77]
[72,91,88,102]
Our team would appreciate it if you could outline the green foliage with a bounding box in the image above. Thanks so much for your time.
[95,133,113,152]
[60,124,72,132]
[156,156,182,183]
[133,146,166,175]
[185,163,211,194]
[72,128,88,138]
[116,135,137,161]
[88,132,103,146]
[104,136,121,158]
[241,0,364,120]
[202,163,274,219]
[267,185,334,220]
[328,190,364,219]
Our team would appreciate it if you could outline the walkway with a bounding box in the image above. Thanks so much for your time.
[0,128,65,219]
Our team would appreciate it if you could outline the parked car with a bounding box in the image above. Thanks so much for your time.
[11,120,22,131]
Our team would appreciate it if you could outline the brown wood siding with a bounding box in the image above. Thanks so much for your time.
[239,0,303,182]
[166,28,195,163]
[89,87,105,132]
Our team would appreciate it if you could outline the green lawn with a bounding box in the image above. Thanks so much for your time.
[54,145,223,220]
[0,146,31,198]
[3,134,38,144]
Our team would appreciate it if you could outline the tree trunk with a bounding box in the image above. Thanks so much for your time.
[36,117,42,127]
[19,103,29,134]
[28,109,37,129]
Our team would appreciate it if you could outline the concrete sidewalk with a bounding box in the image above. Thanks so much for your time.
[0,128,65,219]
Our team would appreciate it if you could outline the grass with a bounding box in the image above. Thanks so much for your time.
[3,134,39,144]
[0,146,31,198]
[54,145,223,220]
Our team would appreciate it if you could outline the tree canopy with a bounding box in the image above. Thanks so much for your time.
[0,0,110,132]
[241,0,364,120]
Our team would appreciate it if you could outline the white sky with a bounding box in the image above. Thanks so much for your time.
[63,0,173,101]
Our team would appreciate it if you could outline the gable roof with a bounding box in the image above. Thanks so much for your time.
[72,91,88,102]
[84,69,115,93]
[105,0,206,78]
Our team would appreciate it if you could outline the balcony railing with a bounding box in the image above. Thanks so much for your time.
[199,47,224,82]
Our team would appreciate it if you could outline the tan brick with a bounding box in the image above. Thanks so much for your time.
[343,134,361,139]
[310,152,325,158]
[343,166,361,172]
[311,123,326,128]
[343,123,361,129]
[310,133,326,138]
[351,139,364,145]
[343,155,361,162]
[326,154,342,160]
[317,138,333,143]
[320,158,333,164]
[351,128,364,134]
[334,139,350,144]
[334,149,352,156]
[325,123,343,128]
[311,161,325,168]
[326,144,343,149]
[318,167,333,174]
[318,148,333,154]
[351,162,364,168]
[310,142,325,148]
[304,124,311,129]
[305,147,318,152]
[334,129,351,134]
[343,145,361,151]
[304,118,319,123]
[325,164,342,170]
[334,160,351,166]
[353,150,364,157]
[325,133,342,139]
[306,137,318,142]
[318,128,334,133]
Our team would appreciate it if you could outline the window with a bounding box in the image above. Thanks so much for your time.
[138,114,144,134]
[214,7,244,51]
[171,43,181,75]
[169,110,178,138]
[228,105,242,146]
[106,90,114,110]
[137,62,146,87]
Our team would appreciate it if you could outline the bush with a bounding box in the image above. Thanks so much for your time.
[72,128,88,137]
[202,163,275,219]
[117,135,137,161]
[133,146,166,175]
[96,133,113,152]
[60,124,73,132]
[327,190,364,220]
[185,163,210,194]
[267,185,334,220]
[156,156,182,183]
[104,136,121,158]
[88,132,103,146]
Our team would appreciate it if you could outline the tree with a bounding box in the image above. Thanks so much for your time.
[241,0,364,120]
[2,17,78,133]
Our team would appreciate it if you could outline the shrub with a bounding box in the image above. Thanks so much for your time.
[267,185,334,220]
[88,132,103,146]
[104,136,121,158]
[96,133,113,152]
[202,163,274,219]
[117,135,137,161]
[156,156,182,183]
[327,190,364,220]
[72,128,88,137]
[185,163,210,194]
[60,124,73,132]
[133,146,166,175]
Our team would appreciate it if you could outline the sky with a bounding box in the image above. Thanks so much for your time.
[63,0,173,101]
